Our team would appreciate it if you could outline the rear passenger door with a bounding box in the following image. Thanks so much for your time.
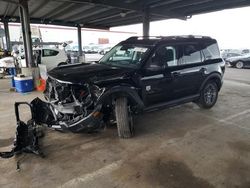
[169,43,205,99]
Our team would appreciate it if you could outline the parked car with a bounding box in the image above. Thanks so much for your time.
[83,46,93,53]
[221,52,242,61]
[64,44,86,64]
[99,46,112,55]
[33,48,68,70]
[83,45,101,54]
[39,35,224,138]
[241,49,250,54]
[226,53,250,69]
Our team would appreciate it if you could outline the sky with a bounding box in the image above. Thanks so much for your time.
[111,6,250,49]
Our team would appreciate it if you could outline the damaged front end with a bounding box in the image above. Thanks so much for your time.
[0,80,107,169]
[42,76,106,133]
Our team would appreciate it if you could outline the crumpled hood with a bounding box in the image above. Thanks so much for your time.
[48,63,133,84]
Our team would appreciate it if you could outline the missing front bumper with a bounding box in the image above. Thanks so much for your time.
[31,97,103,133]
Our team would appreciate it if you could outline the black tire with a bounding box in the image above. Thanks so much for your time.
[235,61,244,69]
[115,97,134,138]
[57,62,67,66]
[198,82,218,109]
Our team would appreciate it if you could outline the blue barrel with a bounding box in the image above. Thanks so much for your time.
[14,76,34,93]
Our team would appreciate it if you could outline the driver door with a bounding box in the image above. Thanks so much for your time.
[141,45,179,106]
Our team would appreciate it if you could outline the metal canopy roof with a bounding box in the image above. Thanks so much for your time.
[0,0,250,29]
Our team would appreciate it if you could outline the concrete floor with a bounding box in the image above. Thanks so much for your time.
[0,68,250,188]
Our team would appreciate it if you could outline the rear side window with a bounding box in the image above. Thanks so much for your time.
[43,49,59,57]
[181,44,202,65]
[202,42,220,60]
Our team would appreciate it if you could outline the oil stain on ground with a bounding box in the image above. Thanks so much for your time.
[224,158,250,188]
[228,141,250,153]
[146,160,214,188]
[113,158,214,188]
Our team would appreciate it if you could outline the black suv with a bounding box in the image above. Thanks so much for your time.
[44,36,225,138]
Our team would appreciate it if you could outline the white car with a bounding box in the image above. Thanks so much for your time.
[19,48,68,71]
[33,48,68,70]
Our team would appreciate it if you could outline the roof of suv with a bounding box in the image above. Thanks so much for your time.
[121,35,217,46]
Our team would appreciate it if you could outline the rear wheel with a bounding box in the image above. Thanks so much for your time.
[235,61,244,69]
[198,82,218,109]
[115,97,134,138]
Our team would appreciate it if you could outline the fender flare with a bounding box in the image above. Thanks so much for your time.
[97,86,144,109]
[199,73,222,91]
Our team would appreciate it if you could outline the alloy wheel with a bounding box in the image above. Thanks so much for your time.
[204,84,217,105]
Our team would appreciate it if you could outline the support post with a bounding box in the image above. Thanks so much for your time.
[19,0,34,67]
[3,21,11,51]
[142,6,150,37]
[77,25,83,63]
[19,5,28,63]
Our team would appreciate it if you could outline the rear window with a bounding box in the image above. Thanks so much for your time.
[202,42,220,60]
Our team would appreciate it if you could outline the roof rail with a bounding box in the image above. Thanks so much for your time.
[126,36,162,41]
[126,35,212,41]
[160,35,212,39]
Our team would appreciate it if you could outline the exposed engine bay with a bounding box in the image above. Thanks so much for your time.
[42,77,107,132]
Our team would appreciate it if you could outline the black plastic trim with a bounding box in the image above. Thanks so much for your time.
[144,94,200,112]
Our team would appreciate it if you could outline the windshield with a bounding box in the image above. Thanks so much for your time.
[99,44,150,68]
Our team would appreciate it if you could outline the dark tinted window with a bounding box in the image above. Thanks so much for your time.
[149,46,178,68]
[180,44,202,65]
[42,49,59,57]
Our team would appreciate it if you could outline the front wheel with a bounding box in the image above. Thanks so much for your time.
[235,61,244,69]
[115,97,134,138]
[197,82,218,109]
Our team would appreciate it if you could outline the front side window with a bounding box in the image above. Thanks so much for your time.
[99,44,150,68]
[43,49,59,57]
